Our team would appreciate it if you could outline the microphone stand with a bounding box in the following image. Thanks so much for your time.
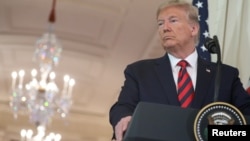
[204,35,222,102]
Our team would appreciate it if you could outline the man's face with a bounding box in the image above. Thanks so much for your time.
[157,6,198,51]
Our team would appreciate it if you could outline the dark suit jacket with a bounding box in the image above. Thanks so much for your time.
[109,53,250,128]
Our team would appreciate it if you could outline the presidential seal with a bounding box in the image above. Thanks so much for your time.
[193,102,246,141]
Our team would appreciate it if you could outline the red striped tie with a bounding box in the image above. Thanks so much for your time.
[177,60,195,108]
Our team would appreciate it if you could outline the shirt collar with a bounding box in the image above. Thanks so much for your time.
[168,50,198,68]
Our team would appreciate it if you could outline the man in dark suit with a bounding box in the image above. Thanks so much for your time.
[109,0,250,141]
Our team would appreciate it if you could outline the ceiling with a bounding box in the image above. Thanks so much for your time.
[0,0,168,140]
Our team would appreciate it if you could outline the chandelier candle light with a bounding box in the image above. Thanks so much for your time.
[20,125,62,141]
[9,0,75,128]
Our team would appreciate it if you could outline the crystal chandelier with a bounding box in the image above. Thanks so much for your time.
[9,0,75,128]
[20,125,61,141]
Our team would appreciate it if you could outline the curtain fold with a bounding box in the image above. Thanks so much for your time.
[222,0,250,88]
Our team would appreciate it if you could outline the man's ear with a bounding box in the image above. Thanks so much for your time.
[191,23,199,36]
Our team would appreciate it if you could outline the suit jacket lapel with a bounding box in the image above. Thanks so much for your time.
[191,57,215,108]
[154,54,180,106]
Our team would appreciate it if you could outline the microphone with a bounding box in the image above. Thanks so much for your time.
[204,35,222,102]
[204,35,221,59]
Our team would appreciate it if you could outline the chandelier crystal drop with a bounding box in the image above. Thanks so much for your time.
[34,32,62,73]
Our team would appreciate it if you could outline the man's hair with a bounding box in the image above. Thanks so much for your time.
[156,0,200,45]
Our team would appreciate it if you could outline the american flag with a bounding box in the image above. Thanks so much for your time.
[192,0,211,61]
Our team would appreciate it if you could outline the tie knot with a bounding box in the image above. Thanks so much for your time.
[177,60,188,68]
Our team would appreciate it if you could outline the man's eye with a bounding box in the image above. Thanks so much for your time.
[157,22,163,26]
[170,19,177,23]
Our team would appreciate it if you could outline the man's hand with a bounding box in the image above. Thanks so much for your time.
[114,116,132,141]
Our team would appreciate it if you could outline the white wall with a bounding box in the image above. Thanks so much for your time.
[208,0,250,88]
